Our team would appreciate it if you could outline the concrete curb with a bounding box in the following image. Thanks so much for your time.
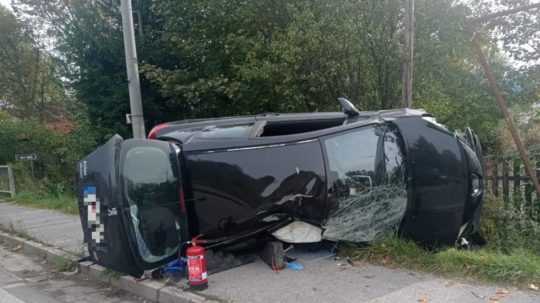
[0,230,213,303]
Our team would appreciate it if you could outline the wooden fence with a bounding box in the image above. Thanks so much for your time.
[484,146,540,216]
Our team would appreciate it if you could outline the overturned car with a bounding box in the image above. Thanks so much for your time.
[77,99,484,276]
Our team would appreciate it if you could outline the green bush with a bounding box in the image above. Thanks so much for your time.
[0,114,97,195]
[481,195,540,253]
[12,191,78,215]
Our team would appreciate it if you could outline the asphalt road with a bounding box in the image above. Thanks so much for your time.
[0,243,145,303]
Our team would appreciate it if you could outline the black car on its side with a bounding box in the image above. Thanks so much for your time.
[77,99,484,276]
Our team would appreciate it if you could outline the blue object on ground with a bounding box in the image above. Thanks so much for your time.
[286,261,304,271]
[163,258,186,278]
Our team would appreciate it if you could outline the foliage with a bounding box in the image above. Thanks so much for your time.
[10,0,540,150]
[481,195,540,254]
[11,0,175,139]
[467,0,540,65]
[0,113,97,191]
[142,0,404,114]
[495,94,540,154]
[0,5,69,121]
[0,4,83,196]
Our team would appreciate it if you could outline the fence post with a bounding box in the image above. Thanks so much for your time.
[513,158,521,204]
[536,155,540,219]
[503,160,509,203]
[525,182,533,214]
[493,161,499,197]
[7,165,15,198]
[485,158,491,195]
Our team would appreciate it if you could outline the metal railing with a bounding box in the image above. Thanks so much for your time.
[0,165,15,198]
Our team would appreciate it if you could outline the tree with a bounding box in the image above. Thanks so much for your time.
[142,0,404,114]
[11,0,539,150]
[0,4,68,121]
[468,0,540,65]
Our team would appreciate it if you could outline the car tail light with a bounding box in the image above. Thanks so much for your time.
[179,188,186,213]
[148,123,169,139]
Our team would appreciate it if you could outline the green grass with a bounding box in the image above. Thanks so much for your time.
[51,255,77,272]
[342,196,540,287]
[6,191,79,215]
[342,236,540,287]
[103,268,123,280]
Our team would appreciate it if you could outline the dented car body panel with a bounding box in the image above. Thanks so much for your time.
[77,108,484,276]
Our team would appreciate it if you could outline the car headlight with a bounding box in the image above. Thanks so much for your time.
[471,173,482,197]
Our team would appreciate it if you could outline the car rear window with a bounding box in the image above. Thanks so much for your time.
[122,145,181,263]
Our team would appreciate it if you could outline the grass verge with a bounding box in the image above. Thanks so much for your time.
[342,195,540,287]
[6,191,78,215]
[341,236,540,287]
[51,255,78,272]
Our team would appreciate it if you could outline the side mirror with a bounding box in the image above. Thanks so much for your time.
[338,97,360,117]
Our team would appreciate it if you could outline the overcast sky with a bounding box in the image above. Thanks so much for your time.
[0,0,12,11]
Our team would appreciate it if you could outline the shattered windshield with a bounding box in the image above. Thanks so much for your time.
[322,125,407,242]
[122,145,181,263]
[324,127,379,196]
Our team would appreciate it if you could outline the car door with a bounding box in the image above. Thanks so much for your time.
[321,124,408,243]
[77,136,188,276]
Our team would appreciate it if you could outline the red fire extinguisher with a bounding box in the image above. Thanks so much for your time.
[186,237,208,290]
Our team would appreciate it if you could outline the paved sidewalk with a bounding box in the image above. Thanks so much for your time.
[0,200,539,303]
[0,202,84,255]
[205,252,539,303]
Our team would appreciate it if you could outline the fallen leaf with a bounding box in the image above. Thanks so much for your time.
[417,295,428,303]
[496,289,509,295]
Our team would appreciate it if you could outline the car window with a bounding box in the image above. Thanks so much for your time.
[322,125,407,243]
[122,146,181,263]
[324,126,380,198]
[199,125,253,139]
[383,128,405,185]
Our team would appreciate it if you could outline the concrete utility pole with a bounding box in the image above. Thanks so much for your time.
[402,0,415,108]
[120,0,146,138]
